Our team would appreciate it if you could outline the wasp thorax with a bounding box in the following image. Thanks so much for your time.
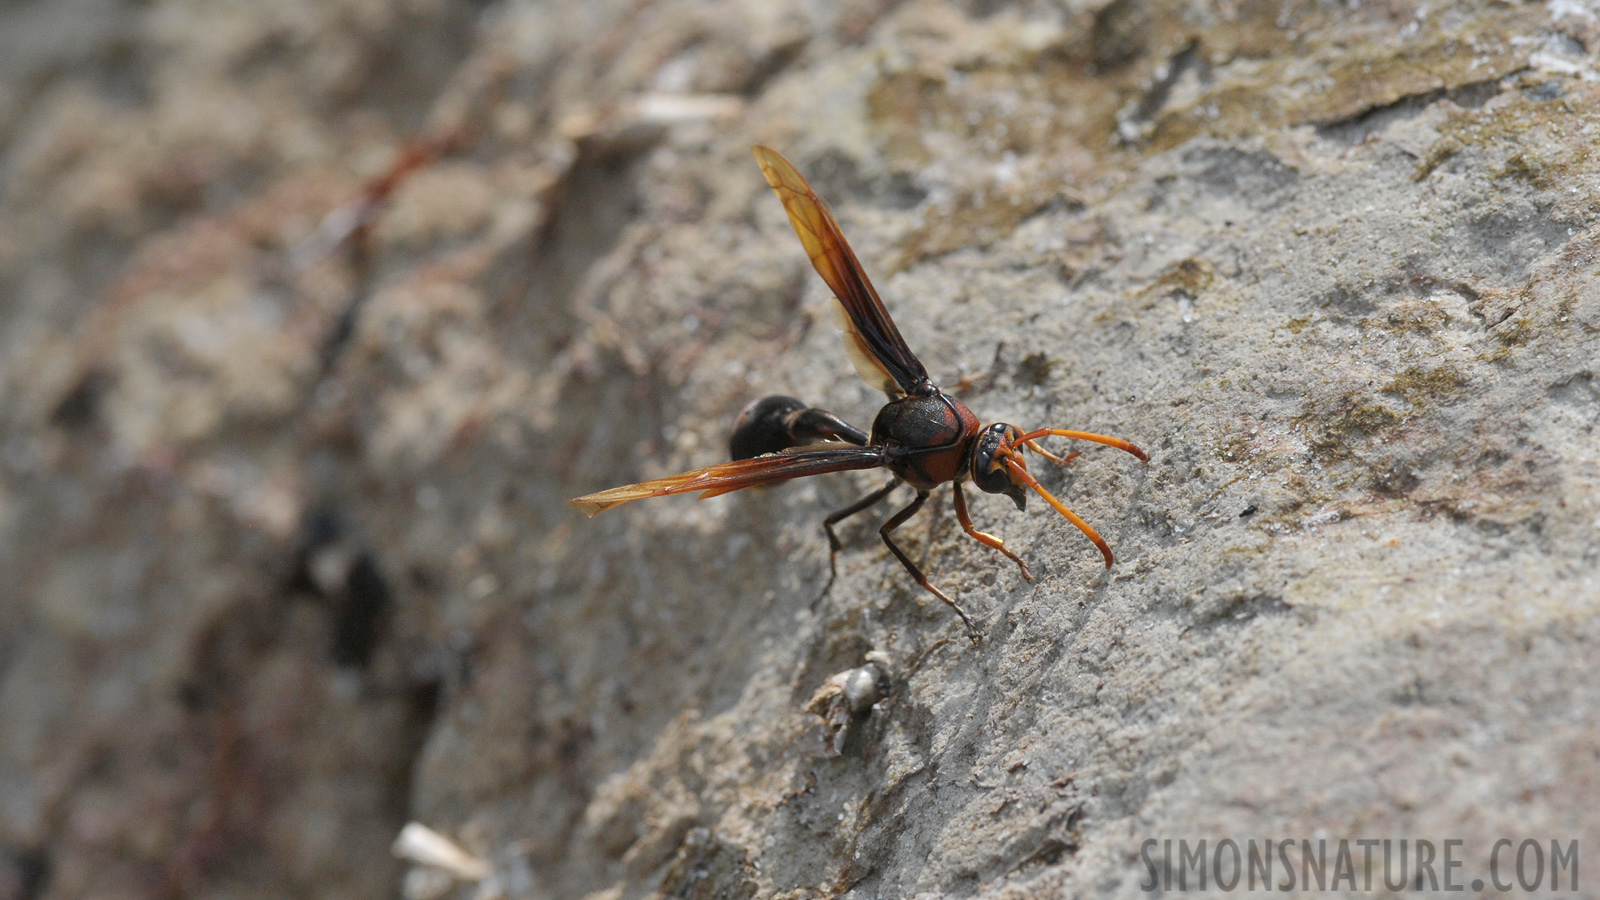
[971,423,1028,510]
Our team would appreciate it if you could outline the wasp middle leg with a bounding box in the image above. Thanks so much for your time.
[879,489,980,642]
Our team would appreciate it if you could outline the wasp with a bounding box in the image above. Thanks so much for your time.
[573,147,1147,638]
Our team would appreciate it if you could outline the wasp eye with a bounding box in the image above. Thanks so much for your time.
[970,424,1028,510]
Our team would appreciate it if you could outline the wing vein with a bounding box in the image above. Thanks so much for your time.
[571,446,886,516]
[753,146,930,397]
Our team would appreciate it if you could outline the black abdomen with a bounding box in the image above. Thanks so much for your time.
[731,395,870,460]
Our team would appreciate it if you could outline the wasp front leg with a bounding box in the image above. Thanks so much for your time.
[1024,440,1079,466]
[952,481,1031,582]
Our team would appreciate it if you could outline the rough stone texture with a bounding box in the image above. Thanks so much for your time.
[3,0,1598,898]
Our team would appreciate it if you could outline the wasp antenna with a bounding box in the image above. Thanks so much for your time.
[1004,459,1113,568]
[1016,428,1148,462]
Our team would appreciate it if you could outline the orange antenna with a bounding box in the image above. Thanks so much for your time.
[1003,457,1114,568]
[1016,428,1148,462]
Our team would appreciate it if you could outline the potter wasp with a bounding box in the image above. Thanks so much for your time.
[573,147,1147,638]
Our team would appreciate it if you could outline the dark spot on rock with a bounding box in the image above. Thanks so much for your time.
[1523,80,1564,102]
[1091,0,1150,70]
[1298,396,1404,459]
[802,151,926,211]
[661,833,758,900]
[1015,353,1053,387]
[1381,364,1465,405]
[1153,257,1216,299]
[1184,146,1298,197]
[289,508,392,669]
[2,846,51,900]
[1317,77,1502,145]
[51,369,112,430]
[1313,284,1377,317]
[333,552,391,669]
[1370,464,1421,497]
[1026,835,1074,867]
[1197,593,1292,628]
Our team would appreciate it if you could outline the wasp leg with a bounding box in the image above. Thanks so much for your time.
[952,481,1031,582]
[1024,440,1079,466]
[879,490,980,642]
[817,478,899,603]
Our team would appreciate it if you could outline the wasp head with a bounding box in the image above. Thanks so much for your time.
[970,423,1029,510]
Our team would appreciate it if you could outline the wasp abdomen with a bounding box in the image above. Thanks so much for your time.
[730,395,870,460]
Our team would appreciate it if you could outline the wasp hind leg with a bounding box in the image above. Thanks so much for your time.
[879,490,981,643]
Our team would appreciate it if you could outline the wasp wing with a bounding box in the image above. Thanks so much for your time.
[570,445,886,517]
[752,146,930,398]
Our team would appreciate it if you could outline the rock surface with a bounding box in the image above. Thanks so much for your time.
[3,0,1598,898]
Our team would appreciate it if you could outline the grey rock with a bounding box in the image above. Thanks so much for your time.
[2,0,1596,898]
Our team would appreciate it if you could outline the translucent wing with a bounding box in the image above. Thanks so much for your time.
[752,146,931,398]
[570,445,886,517]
